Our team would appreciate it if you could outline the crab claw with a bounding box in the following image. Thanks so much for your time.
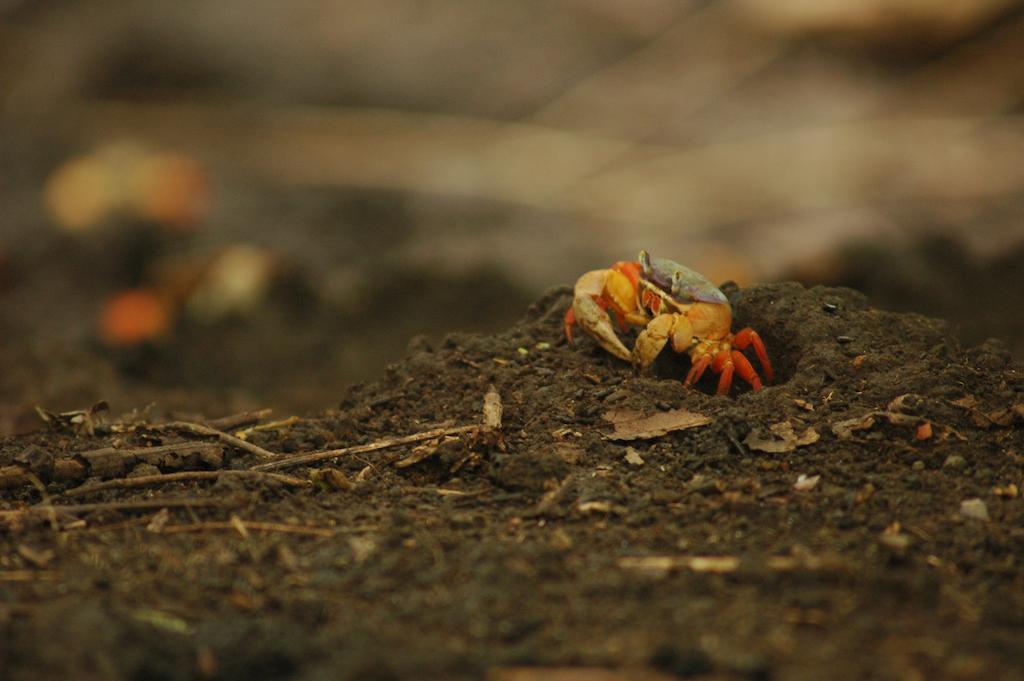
[573,294,632,361]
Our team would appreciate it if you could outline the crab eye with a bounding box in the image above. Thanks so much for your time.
[638,250,652,274]
[671,271,684,297]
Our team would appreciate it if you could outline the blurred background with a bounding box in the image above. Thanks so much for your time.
[3,0,1024,430]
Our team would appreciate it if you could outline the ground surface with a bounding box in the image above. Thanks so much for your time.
[2,281,1023,681]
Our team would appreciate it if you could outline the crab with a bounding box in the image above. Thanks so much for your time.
[564,251,773,395]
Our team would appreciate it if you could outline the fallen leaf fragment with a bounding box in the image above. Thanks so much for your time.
[745,421,819,453]
[915,422,933,440]
[832,410,926,439]
[146,508,171,533]
[982,404,1024,428]
[794,399,815,411]
[879,522,911,552]
[602,408,711,441]
[488,666,682,681]
[577,500,623,515]
[992,483,1019,498]
[16,544,55,568]
[617,555,740,577]
[960,498,990,521]
[793,474,820,492]
[623,447,645,466]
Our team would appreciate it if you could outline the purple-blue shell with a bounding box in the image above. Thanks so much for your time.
[638,251,729,306]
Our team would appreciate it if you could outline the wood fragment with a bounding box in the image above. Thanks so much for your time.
[483,385,503,430]
[0,441,223,490]
[59,469,311,498]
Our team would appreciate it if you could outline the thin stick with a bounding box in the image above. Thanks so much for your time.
[0,570,59,581]
[2,498,228,522]
[203,409,273,431]
[249,423,482,472]
[155,421,281,459]
[60,470,311,498]
[160,521,335,537]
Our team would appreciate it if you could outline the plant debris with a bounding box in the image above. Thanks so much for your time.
[744,421,820,453]
[602,408,711,441]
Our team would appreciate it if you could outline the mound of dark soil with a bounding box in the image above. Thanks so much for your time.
[2,282,1023,681]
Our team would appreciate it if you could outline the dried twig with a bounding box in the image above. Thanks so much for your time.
[203,409,273,431]
[235,416,300,439]
[0,570,60,582]
[249,424,482,472]
[251,387,504,472]
[1,498,229,528]
[159,521,335,538]
[59,470,311,499]
[154,421,281,459]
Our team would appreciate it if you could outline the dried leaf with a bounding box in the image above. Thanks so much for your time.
[310,468,353,490]
[992,483,1018,498]
[984,404,1024,427]
[794,399,815,411]
[16,544,55,568]
[395,437,445,468]
[793,474,820,491]
[832,410,925,439]
[832,413,878,439]
[623,447,645,466]
[745,421,819,453]
[603,408,711,441]
[34,401,109,436]
[146,508,171,533]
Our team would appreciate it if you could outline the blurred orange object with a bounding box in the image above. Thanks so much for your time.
[133,152,209,231]
[45,143,208,233]
[99,288,173,346]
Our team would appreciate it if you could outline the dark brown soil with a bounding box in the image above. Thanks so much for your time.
[2,281,1023,681]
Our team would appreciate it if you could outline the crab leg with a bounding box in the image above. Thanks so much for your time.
[729,350,762,391]
[712,349,735,395]
[732,328,773,382]
[684,353,712,387]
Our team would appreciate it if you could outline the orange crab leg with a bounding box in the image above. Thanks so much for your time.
[730,350,762,391]
[684,354,712,387]
[712,349,734,395]
[733,328,773,382]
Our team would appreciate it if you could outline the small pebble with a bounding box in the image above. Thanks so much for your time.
[604,389,629,404]
[960,498,990,521]
[912,460,925,471]
[943,454,968,471]
[836,335,855,344]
